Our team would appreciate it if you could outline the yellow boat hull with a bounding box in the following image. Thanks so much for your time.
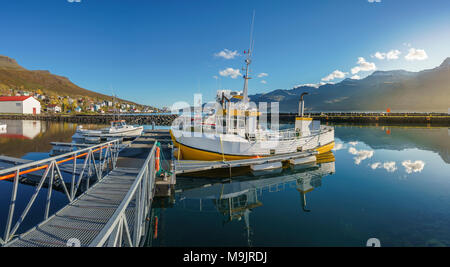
[171,130,335,161]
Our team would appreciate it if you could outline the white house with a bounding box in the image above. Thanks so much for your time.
[0,96,41,114]
[47,104,61,113]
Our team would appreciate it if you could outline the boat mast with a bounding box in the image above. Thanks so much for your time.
[242,11,255,105]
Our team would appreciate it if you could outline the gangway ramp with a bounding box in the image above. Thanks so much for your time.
[5,167,140,247]
[2,132,169,247]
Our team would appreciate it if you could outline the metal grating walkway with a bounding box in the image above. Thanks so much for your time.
[5,167,140,247]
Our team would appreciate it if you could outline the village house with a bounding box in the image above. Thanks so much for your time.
[47,104,61,113]
[0,96,41,114]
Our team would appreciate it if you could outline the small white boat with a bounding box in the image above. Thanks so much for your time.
[74,120,143,139]
[84,136,101,144]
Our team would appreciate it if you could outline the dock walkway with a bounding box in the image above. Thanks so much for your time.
[5,130,172,247]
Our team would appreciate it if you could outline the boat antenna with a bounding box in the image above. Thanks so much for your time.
[114,94,120,121]
[242,10,255,105]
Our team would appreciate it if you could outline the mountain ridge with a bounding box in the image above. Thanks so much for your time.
[0,55,144,107]
[250,57,450,112]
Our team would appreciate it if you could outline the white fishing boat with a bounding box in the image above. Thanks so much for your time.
[74,120,143,138]
[170,23,334,161]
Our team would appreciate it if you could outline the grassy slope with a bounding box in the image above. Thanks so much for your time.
[0,55,143,106]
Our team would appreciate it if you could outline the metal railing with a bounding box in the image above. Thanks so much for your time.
[247,125,333,142]
[89,143,157,247]
[0,139,121,245]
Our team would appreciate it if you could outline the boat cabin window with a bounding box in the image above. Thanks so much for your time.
[111,121,126,128]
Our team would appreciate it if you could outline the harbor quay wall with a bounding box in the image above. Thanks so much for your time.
[0,113,448,126]
[280,113,450,126]
[0,114,178,126]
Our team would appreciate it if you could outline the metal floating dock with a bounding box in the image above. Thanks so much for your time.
[2,130,174,247]
[174,150,319,175]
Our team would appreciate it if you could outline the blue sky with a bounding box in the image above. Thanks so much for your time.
[1,0,449,107]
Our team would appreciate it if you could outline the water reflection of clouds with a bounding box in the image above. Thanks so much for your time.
[332,143,345,151]
[340,140,427,175]
[370,161,397,172]
[370,160,425,174]
[348,147,374,165]
[402,160,425,174]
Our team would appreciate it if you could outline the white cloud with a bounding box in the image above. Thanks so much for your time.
[370,161,397,172]
[258,73,268,78]
[402,160,425,174]
[405,48,428,61]
[351,57,377,74]
[321,70,348,82]
[348,147,374,165]
[386,50,401,60]
[371,162,381,169]
[219,68,242,79]
[351,75,361,80]
[214,49,239,59]
[368,0,381,2]
[213,75,218,80]
[260,80,267,84]
[373,52,385,60]
[373,50,401,60]
[348,141,359,146]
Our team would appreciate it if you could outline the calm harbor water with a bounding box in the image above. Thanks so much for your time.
[0,120,449,246]
[150,125,450,247]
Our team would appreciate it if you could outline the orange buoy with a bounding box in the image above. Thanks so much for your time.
[155,146,160,173]
[154,216,158,239]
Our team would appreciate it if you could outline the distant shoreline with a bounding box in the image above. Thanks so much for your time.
[0,114,177,126]
[0,113,448,126]
[279,113,450,126]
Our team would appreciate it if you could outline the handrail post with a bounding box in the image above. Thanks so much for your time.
[133,180,142,246]
[4,170,20,242]
[44,162,55,220]
[71,152,77,199]
[99,145,103,179]
[86,150,92,190]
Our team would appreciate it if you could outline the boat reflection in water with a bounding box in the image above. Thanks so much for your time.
[174,152,335,246]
